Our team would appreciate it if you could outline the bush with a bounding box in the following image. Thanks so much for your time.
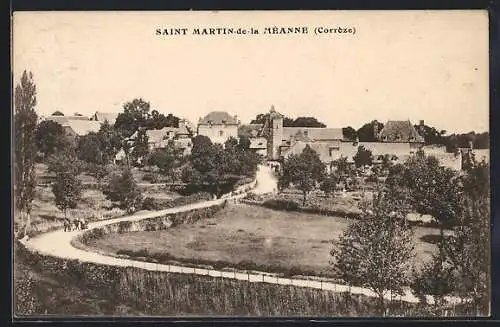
[141,197,161,211]
[142,173,158,183]
[263,199,299,212]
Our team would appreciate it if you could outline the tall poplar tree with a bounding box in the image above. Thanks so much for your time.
[14,71,39,239]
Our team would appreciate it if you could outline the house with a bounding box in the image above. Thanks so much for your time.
[44,114,101,144]
[90,111,119,125]
[256,106,446,171]
[129,119,193,156]
[197,111,240,145]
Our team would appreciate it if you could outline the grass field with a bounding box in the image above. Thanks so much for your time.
[88,203,441,277]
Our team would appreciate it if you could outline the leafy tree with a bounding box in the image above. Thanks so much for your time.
[114,98,152,138]
[14,70,38,238]
[238,135,251,151]
[414,123,446,145]
[51,162,83,218]
[224,136,239,151]
[331,191,415,315]
[76,132,103,164]
[35,120,71,158]
[103,168,142,213]
[280,145,326,205]
[320,173,338,197]
[330,155,351,185]
[96,120,121,165]
[146,110,180,129]
[342,126,357,141]
[130,129,149,166]
[47,149,84,176]
[51,110,64,116]
[148,141,184,186]
[357,121,384,142]
[353,145,373,168]
[444,160,490,314]
[290,117,326,128]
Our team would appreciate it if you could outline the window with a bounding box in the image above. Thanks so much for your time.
[219,130,224,137]
[329,147,339,156]
[304,130,308,137]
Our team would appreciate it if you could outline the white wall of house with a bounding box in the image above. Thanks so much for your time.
[197,124,238,144]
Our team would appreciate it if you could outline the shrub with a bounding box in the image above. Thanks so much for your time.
[142,172,158,183]
[263,199,299,212]
[141,197,161,211]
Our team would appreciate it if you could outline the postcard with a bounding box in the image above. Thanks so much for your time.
[12,10,490,318]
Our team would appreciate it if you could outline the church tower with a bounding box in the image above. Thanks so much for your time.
[267,105,284,161]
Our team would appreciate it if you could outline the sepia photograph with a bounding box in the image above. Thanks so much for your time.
[12,10,490,318]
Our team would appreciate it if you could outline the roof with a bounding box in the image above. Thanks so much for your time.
[62,120,101,136]
[199,111,239,125]
[238,124,263,138]
[282,141,338,163]
[145,127,176,145]
[93,112,118,125]
[282,127,344,142]
[378,120,424,143]
[45,115,90,125]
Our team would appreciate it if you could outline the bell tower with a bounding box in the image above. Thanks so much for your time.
[267,105,284,161]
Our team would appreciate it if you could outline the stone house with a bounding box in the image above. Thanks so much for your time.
[197,111,239,145]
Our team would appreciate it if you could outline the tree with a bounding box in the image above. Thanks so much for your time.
[146,110,180,129]
[51,162,83,218]
[320,173,337,197]
[114,98,152,138]
[342,126,357,141]
[76,132,104,164]
[414,123,446,145]
[130,129,149,166]
[103,168,142,213]
[148,141,184,186]
[238,135,251,151]
[353,145,373,168]
[290,117,326,128]
[35,120,71,158]
[280,145,326,205]
[51,110,64,116]
[331,191,415,315]
[96,120,121,165]
[357,121,384,142]
[14,70,38,238]
[444,160,490,314]
[330,155,351,185]
[47,149,84,176]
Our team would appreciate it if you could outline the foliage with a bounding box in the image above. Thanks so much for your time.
[342,126,357,141]
[443,132,489,152]
[182,135,259,197]
[320,173,338,197]
[413,123,446,146]
[141,197,162,211]
[130,129,149,167]
[103,168,143,213]
[114,98,151,138]
[147,140,184,185]
[250,113,326,127]
[330,156,352,184]
[14,70,38,238]
[76,133,104,165]
[47,150,84,176]
[34,120,71,158]
[444,160,490,314]
[51,110,64,116]
[145,110,180,129]
[96,120,122,164]
[51,161,83,218]
[353,145,373,168]
[331,191,415,315]
[357,121,384,142]
[280,145,326,205]
[238,135,251,151]
[262,199,300,211]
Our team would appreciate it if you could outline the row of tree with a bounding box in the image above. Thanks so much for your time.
[331,152,489,315]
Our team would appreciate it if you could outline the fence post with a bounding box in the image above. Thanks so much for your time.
[248,272,250,282]
[262,274,265,282]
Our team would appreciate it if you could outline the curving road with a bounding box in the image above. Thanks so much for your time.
[21,164,460,307]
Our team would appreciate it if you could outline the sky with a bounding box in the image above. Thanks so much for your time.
[12,10,489,134]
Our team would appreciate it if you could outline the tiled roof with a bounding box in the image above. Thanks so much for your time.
[199,111,239,125]
[378,120,424,143]
[62,120,101,136]
[45,115,90,125]
[282,127,343,142]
